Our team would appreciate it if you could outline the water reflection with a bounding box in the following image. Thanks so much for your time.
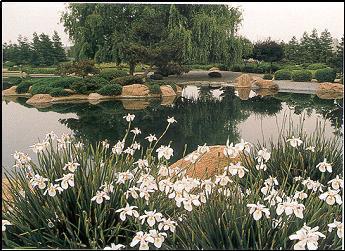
[2,86,343,173]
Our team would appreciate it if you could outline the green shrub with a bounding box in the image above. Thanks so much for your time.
[314,67,336,83]
[71,76,109,94]
[230,64,243,72]
[291,70,313,82]
[307,63,328,70]
[28,77,80,95]
[31,85,54,95]
[97,84,122,96]
[283,65,304,71]
[263,74,273,80]
[98,69,128,81]
[274,69,292,80]
[150,73,164,80]
[49,88,70,97]
[8,66,20,71]
[22,67,57,74]
[110,75,144,86]
[148,84,161,94]
[216,64,229,71]
[16,81,32,93]
[7,77,23,85]
[241,64,257,73]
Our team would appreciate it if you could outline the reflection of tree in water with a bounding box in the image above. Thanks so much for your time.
[275,93,343,135]
[54,88,249,161]
[239,95,283,116]
[12,87,343,161]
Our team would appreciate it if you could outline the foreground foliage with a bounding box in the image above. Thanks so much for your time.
[2,117,343,250]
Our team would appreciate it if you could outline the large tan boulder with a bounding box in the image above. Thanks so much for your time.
[161,96,176,106]
[64,88,76,94]
[169,145,248,179]
[234,74,253,88]
[122,84,150,97]
[175,85,183,94]
[26,94,53,104]
[252,78,279,90]
[160,85,176,97]
[208,67,222,78]
[235,87,251,100]
[88,93,103,100]
[317,83,343,92]
[122,99,150,110]
[2,86,18,95]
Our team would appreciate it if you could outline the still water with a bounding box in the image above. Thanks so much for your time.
[2,86,343,174]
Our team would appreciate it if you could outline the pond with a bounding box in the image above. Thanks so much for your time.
[2,86,343,174]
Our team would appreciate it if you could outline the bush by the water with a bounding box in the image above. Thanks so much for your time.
[263,74,273,80]
[22,67,57,75]
[49,88,70,97]
[29,77,80,95]
[148,83,161,94]
[110,75,144,86]
[274,69,292,80]
[16,81,32,93]
[307,63,328,70]
[291,70,313,82]
[2,118,342,250]
[230,64,242,72]
[97,84,123,96]
[7,77,23,85]
[71,76,109,94]
[98,69,128,81]
[314,68,336,83]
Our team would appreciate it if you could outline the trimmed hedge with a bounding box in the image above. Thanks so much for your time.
[31,85,54,95]
[7,77,23,85]
[307,63,328,70]
[291,70,313,82]
[96,84,122,96]
[71,76,109,94]
[149,84,161,94]
[49,88,70,97]
[16,81,32,93]
[314,68,336,83]
[29,77,80,95]
[274,70,291,80]
[110,75,144,86]
[98,69,128,81]
[263,74,273,80]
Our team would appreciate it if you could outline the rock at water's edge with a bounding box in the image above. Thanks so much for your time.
[122,84,150,97]
[26,94,53,104]
[234,74,253,88]
[160,85,176,97]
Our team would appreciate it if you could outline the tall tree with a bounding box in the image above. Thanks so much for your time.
[319,29,334,64]
[61,3,243,74]
[253,38,284,72]
[52,31,67,63]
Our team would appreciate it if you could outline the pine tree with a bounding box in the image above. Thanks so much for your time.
[52,31,67,63]
[319,29,334,64]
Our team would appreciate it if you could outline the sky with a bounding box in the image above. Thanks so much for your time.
[2,2,344,46]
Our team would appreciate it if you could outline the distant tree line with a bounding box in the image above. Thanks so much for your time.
[242,28,343,73]
[3,31,66,66]
[283,29,343,69]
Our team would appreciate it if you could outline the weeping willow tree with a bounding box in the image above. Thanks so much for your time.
[61,3,245,71]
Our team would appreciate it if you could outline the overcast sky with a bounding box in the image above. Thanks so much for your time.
[2,2,344,46]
